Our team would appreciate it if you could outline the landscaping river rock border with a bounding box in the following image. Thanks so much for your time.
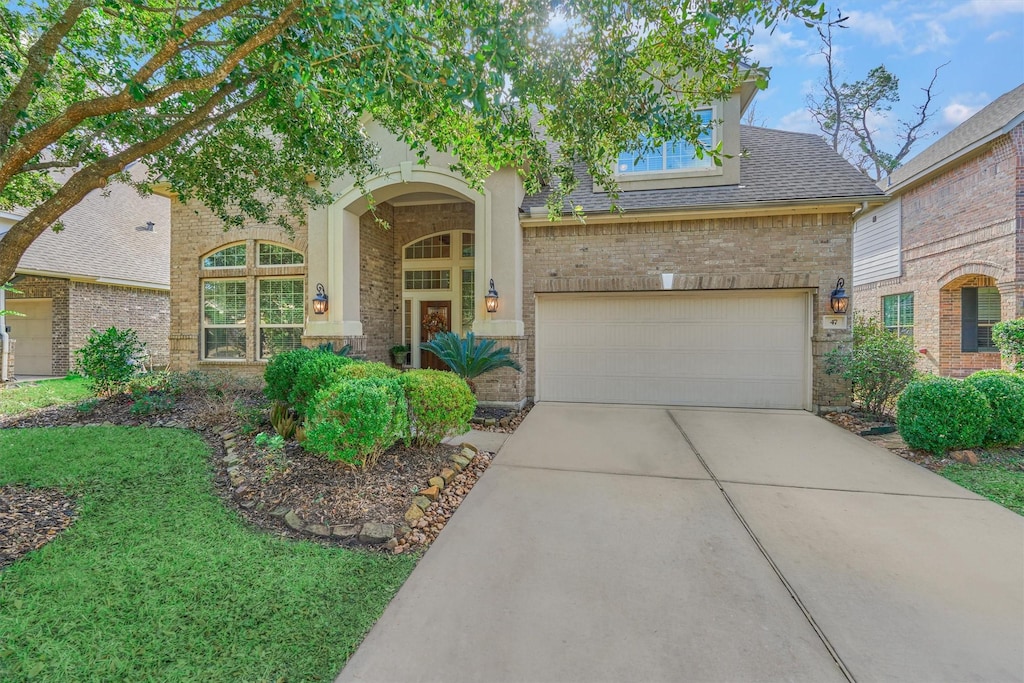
[214,426,492,554]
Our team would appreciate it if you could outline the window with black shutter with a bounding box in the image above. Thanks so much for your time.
[962,287,1001,352]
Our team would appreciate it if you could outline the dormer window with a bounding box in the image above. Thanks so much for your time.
[618,109,715,175]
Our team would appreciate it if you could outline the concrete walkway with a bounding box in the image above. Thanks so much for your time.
[338,403,1024,683]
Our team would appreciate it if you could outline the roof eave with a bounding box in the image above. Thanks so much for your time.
[883,111,1024,195]
[14,268,170,291]
[522,194,887,225]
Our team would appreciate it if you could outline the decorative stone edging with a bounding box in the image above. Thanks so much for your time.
[215,427,487,550]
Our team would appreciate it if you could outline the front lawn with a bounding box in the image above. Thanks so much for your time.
[941,453,1024,515]
[0,376,91,415]
[0,427,414,682]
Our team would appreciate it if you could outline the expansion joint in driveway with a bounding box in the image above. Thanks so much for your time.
[667,410,858,683]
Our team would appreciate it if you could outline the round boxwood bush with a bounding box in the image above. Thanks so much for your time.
[290,352,355,416]
[304,377,409,468]
[400,369,477,446]
[964,370,1024,447]
[334,360,400,381]
[263,347,318,405]
[896,377,992,454]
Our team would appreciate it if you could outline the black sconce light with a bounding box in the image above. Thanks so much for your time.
[312,283,329,315]
[829,278,849,314]
[485,278,499,313]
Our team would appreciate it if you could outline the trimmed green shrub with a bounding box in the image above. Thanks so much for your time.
[334,360,400,381]
[992,318,1024,371]
[264,347,318,405]
[304,377,409,468]
[896,377,992,454]
[290,352,355,416]
[824,317,918,416]
[74,326,147,396]
[400,369,477,446]
[964,370,1024,447]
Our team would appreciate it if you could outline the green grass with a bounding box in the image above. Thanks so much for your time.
[0,427,415,682]
[942,454,1024,516]
[0,376,92,415]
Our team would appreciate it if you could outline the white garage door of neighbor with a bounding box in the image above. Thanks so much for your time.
[536,290,811,409]
[7,298,54,376]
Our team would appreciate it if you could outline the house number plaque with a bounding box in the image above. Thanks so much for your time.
[822,314,848,330]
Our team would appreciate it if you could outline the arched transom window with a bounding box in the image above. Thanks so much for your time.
[200,241,305,361]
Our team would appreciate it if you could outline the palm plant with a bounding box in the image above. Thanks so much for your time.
[420,332,522,393]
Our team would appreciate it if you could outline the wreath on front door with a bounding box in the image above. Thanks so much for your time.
[422,310,448,338]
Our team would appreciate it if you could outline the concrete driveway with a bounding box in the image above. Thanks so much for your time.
[338,404,1024,683]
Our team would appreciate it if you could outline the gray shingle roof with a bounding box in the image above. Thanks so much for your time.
[885,83,1024,192]
[15,167,170,288]
[521,125,884,214]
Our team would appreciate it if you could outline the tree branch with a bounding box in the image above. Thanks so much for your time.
[0,0,90,149]
[0,0,299,195]
[0,80,256,285]
[890,62,947,166]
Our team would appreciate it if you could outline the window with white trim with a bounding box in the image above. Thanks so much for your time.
[203,280,247,359]
[617,110,715,174]
[882,293,914,337]
[200,241,305,361]
[259,278,304,358]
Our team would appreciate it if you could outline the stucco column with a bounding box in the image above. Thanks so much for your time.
[306,204,363,337]
[473,167,524,337]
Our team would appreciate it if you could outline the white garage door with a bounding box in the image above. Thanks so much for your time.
[7,299,54,376]
[536,290,810,409]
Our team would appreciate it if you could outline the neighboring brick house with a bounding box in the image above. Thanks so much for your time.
[0,166,170,378]
[166,72,883,411]
[853,83,1024,377]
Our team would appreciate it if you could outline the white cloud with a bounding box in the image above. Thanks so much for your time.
[777,108,820,134]
[748,28,811,67]
[941,94,989,128]
[985,29,1012,41]
[845,10,903,46]
[946,0,1024,21]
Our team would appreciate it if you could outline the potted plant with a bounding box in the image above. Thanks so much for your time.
[390,344,409,367]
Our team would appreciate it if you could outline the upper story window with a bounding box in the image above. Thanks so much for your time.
[617,110,715,175]
[203,243,246,268]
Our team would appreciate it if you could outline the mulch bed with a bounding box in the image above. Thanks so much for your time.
[0,485,78,570]
[822,408,1024,471]
[1,386,525,568]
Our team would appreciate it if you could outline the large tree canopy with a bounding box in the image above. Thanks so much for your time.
[0,0,824,284]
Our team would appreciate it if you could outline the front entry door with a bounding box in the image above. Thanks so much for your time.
[420,300,451,371]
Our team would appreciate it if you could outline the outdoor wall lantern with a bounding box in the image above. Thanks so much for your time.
[312,283,329,315]
[485,278,500,313]
[829,278,849,314]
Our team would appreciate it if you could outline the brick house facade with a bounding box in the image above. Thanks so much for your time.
[167,73,883,412]
[5,276,169,376]
[853,85,1024,377]
[1,166,170,379]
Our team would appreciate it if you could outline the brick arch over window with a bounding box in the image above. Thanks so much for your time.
[937,262,1007,289]
[938,273,1002,378]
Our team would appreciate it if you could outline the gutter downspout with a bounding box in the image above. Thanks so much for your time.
[851,201,869,218]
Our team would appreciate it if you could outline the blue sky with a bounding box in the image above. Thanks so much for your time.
[748,0,1024,163]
